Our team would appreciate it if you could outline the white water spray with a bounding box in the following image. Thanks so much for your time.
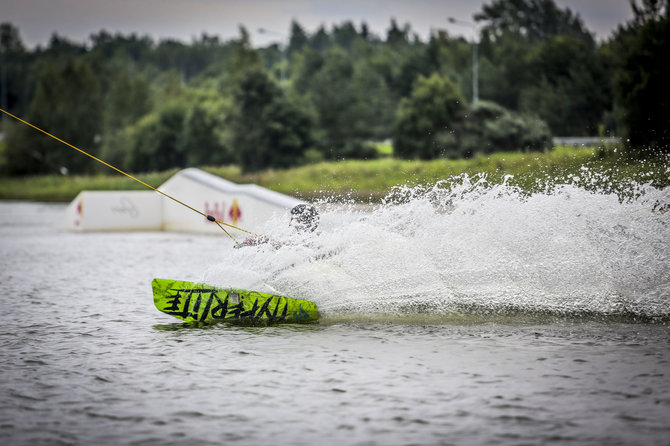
[204,171,670,320]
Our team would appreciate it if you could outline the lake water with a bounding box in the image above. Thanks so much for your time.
[1,176,669,445]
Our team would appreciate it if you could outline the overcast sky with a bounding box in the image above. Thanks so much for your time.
[2,0,634,49]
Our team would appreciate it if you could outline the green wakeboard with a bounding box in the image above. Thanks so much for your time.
[152,278,318,324]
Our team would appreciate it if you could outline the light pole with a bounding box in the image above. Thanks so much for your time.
[447,17,479,104]
[257,28,286,86]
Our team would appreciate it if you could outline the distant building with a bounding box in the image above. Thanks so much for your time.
[553,137,621,147]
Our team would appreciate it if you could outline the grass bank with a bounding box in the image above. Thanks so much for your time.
[0,146,667,202]
[207,145,669,201]
[0,170,179,202]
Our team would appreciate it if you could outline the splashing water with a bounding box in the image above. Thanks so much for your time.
[203,171,670,321]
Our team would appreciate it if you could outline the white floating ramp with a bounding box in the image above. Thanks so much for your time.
[159,168,299,233]
[62,190,162,231]
[62,168,302,233]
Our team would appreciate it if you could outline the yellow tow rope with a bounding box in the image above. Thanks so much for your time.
[0,107,254,241]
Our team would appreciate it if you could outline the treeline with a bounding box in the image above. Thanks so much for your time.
[0,0,668,175]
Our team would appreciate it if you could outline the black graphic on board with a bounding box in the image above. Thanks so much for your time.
[162,288,290,322]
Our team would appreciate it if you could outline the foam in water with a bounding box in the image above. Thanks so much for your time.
[203,171,670,320]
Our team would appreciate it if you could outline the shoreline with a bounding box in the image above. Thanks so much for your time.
[1,146,667,203]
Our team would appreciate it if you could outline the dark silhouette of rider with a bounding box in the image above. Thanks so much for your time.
[289,204,320,233]
[234,204,319,248]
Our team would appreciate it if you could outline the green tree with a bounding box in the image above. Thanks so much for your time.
[386,19,411,47]
[291,47,324,96]
[332,21,362,52]
[89,30,154,63]
[479,30,533,109]
[45,33,86,57]
[127,104,187,172]
[475,0,594,44]
[103,69,152,132]
[460,101,551,156]
[1,22,25,52]
[98,69,152,168]
[475,0,596,110]
[613,0,670,152]
[179,104,229,166]
[520,35,610,135]
[228,68,313,172]
[392,46,434,98]
[1,23,27,132]
[288,20,309,57]
[218,26,263,95]
[394,73,466,159]
[310,26,332,52]
[298,48,356,158]
[349,59,396,140]
[5,58,102,175]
